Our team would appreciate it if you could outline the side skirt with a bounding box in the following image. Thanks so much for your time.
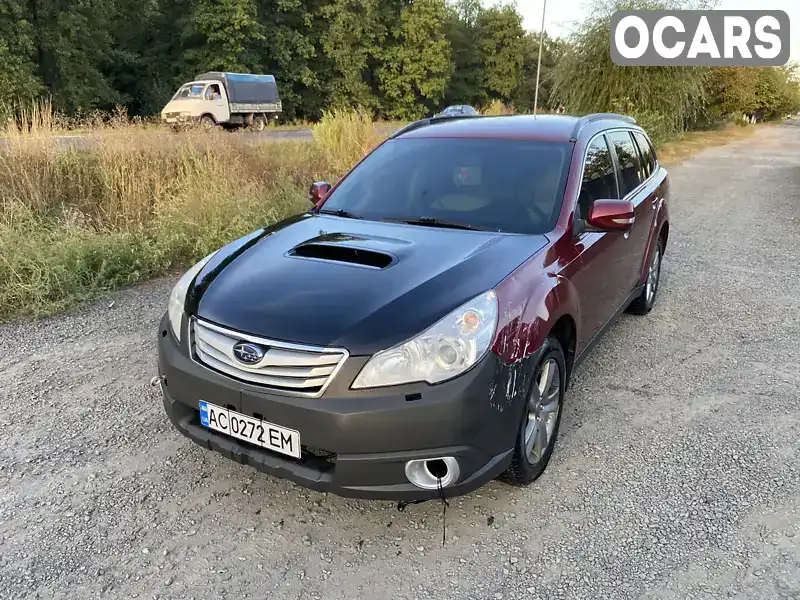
[571,285,645,377]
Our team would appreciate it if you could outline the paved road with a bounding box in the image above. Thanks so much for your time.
[0,124,798,600]
[0,125,398,151]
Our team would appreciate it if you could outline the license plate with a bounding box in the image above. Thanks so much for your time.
[198,401,301,459]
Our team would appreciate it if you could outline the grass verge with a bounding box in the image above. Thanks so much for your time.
[0,109,768,322]
[0,116,385,321]
[656,123,760,165]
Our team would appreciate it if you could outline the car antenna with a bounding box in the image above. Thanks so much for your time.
[396,475,450,547]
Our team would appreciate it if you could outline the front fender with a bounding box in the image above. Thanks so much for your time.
[492,270,580,366]
[484,268,579,427]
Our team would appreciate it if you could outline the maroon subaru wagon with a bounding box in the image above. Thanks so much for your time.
[157,112,669,500]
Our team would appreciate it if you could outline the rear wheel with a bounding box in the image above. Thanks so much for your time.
[252,115,266,132]
[627,237,663,315]
[501,337,566,486]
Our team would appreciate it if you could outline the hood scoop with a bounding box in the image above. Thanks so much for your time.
[289,241,396,270]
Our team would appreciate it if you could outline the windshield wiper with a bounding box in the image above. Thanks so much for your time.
[318,208,363,220]
[382,216,491,231]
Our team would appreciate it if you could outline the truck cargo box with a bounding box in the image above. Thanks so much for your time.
[195,72,282,114]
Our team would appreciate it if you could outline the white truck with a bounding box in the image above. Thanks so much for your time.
[161,72,282,131]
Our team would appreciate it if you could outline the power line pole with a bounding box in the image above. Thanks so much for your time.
[533,0,548,115]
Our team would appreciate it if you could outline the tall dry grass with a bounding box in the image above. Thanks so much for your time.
[1,99,163,136]
[313,107,379,173]
[0,109,386,320]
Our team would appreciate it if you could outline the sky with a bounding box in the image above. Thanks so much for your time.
[504,0,800,62]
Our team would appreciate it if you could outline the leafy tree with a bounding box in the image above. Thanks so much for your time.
[254,0,332,121]
[513,31,567,112]
[442,0,484,107]
[0,0,44,104]
[474,5,526,103]
[26,0,122,112]
[552,0,708,140]
[377,0,452,119]
[181,0,263,73]
[705,66,800,123]
[320,0,389,113]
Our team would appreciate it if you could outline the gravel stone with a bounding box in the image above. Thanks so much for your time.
[0,124,799,600]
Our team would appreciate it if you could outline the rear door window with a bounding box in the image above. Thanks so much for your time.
[577,136,618,221]
[607,131,644,198]
[633,131,657,179]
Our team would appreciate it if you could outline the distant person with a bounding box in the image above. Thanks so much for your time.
[556,104,565,114]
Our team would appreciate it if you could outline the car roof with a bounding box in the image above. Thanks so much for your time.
[393,113,639,143]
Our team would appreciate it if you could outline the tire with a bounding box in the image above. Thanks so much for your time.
[252,115,266,132]
[501,336,566,487]
[199,115,216,130]
[627,235,663,315]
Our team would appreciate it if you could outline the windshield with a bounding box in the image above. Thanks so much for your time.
[319,137,572,234]
[172,83,205,100]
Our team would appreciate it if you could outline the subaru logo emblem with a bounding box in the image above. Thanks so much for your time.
[232,342,265,365]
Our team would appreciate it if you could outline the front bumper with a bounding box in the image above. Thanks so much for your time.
[161,113,193,125]
[156,314,535,500]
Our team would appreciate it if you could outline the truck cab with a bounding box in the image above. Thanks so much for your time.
[161,72,282,131]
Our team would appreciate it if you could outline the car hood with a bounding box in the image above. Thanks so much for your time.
[188,213,548,355]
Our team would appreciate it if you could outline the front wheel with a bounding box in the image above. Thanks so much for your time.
[199,115,216,130]
[501,336,566,487]
[627,237,663,315]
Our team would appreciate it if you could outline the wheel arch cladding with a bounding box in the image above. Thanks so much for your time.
[548,314,577,384]
[660,221,669,250]
[488,271,579,419]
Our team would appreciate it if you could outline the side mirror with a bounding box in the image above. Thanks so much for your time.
[586,199,635,232]
[309,181,331,206]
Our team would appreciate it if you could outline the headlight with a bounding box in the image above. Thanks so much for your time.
[167,252,217,342]
[352,290,498,389]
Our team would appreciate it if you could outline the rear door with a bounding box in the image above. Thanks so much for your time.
[631,131,663,282]
[605,130,652,294]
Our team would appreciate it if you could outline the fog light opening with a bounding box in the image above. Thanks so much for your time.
[404,457,460,490]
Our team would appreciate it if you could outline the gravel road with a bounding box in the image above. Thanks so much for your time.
[1,123,798,600]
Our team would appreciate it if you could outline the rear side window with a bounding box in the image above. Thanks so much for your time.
[577,136,618,220]
[633,131,657,179]
[607,131,644,198]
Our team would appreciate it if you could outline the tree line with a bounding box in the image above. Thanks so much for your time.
[1,0,798,128]
[0,0,561,121]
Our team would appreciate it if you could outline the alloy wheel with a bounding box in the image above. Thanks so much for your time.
[524,358,561,465]
[646,245,661,305]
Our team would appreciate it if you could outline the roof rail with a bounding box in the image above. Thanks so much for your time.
[389,114,482,139]
[570,112,637,141]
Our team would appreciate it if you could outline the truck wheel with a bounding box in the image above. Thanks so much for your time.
[252,115,266,132]
[199,115,216,130]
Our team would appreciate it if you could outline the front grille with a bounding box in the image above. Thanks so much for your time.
[191,318,348,398]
